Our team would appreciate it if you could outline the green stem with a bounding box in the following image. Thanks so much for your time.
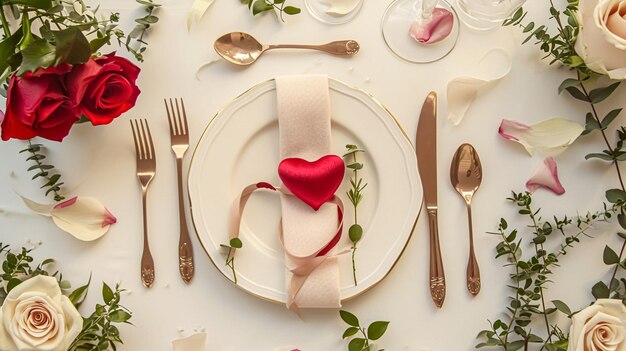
[577,73,626,191]
[499,228,521,346]
[351,244,357,286]
[0,4,11,38]
[26,139,65,202]
[608,239,626,292]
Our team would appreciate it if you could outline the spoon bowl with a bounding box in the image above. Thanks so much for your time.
[450,143,483,296]
[214,32,360,66]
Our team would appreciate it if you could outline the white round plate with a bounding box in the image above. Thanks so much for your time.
[188,78,422,304]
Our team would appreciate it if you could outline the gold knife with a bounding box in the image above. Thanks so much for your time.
[416,91,446,308]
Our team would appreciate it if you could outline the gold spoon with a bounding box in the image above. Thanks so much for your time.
[450,143,482,296]
[214,32,360,66]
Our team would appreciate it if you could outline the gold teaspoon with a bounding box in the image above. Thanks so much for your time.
[450,143,482,296]
[214,32,360,66]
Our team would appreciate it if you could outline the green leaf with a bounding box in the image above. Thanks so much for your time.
[135,15,159,25]
[7,278,21,292]
[229,238,242,249]
[602,109,622,129]
[283,6,300,14]
[552,300,572,315]
[252,0,272,15]
[136,0,162,6]
[52,27,91,65]
[0,29,23,74]
[348,338,366,351]
[103,282,114,304]
[367,321,389,340]
[585,153,614,161]
[68,275,90,306]
[18,39,55,75]
[349,224,363,243]
[109,310,131,323]
[342,327,359,339]
[592,281,610,299]
[6,0,52,10]
[347,163,363,170]
[339,310,359,327]
[620,214,626,231]
[582,112,601,135]
[604,245,620,265]
[564,86,589,102]
[558,78,580,94]
[508,340,526,351]
[589,82,620,104]
[89,35,111,53]
[606,189,626,203]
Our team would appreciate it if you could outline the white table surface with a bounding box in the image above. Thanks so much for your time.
[1,0,624,350]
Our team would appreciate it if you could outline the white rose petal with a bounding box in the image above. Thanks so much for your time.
[0,276,82,351]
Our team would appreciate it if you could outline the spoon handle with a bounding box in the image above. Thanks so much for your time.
[267,40,360,56]
[466,203,481,296]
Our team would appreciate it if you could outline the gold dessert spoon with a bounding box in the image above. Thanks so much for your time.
[450,143,482,296]
[214,32,360,66]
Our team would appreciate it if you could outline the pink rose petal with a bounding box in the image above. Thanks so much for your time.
[526,157,565,195]
[409,8,454,44]
[54,196,78,209]
[498,119,530,141]
[102,208,117,228]
[498,118,584,156]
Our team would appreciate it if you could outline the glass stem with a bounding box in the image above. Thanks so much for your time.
[421,0,437,19]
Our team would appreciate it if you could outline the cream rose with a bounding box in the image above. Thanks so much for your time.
[575,0,626,79]
[0,275,82,351]
[568,299,626,351]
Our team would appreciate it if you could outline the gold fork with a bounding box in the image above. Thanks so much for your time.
[130,119,156,288]
[164,98,194,284]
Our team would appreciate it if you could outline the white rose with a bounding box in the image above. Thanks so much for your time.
[568,299,626,351]
[575,0,626,79]
[0,275,82,351]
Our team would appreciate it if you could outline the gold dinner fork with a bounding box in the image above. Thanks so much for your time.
[130,119,156,288]
[164,98,194,284]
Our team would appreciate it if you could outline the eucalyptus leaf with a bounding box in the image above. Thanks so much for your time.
[592,281,610,299]
[589,82,620,104]
[283,6,300,14]
[606,189,626,204]
[68,275,91,307]
[552,300,571,316]
[603,245,620,265]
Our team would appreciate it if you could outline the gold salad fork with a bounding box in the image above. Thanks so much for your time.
[130,119,156,288]
[164,98,194,284]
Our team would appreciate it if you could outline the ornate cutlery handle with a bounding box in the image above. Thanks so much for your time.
[427,208,445,308]
[267,40,360,56]
[176,158,194,283]
[466,203,481,295]
[141,190,155,288]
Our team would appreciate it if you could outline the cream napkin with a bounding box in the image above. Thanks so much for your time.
[276,75,341,309]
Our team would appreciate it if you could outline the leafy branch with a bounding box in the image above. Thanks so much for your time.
[477,192,621,351]
[340,310,389,351]
[239,0,300,22]
[221,238,242,284]
[344,144,367,286]
[20,140,65,201]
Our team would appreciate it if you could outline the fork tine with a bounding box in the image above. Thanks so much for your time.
[164,99,175,136]
[144,119,156,161]
[173,99,181,135]
[139,119,149,160]
[179,98,188,135]
[130,120,141,159]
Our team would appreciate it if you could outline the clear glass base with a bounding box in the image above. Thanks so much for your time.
[305,0,364,25]
[455,0,525,31]
[381,0,460,64]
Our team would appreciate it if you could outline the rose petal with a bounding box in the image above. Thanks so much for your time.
[172,332,206,351]
[187,0,214,30]
[50,197,116,241]
[19,195,54,217]
[447,49,512,125]
[498,118,584,156]
[324,0,361,16]
[409,8,454,44]
[526,157,565,195]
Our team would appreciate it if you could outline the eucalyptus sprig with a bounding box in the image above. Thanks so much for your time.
[20,140,65,202]
[339,310,389,351]
[221,237,242,284]
[344,144,367,286]
[476,191,623,351]
[239,0,300,22]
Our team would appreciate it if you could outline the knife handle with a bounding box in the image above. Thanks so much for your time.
[427,208,445,308]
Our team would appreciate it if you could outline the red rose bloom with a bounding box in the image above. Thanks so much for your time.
[1,65,81,142]
[67,53,141,125]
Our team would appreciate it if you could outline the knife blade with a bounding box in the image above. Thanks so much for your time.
[416,91,446,308]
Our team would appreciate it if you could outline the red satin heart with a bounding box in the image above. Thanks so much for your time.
[278,155,345,211]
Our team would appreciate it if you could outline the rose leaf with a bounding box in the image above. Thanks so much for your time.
[52,27,91,65]
[18,39,55,75]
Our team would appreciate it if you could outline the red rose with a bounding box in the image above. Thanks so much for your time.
[1,65,80,142]
[67,53,141,125]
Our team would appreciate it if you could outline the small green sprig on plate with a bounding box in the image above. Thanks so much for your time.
[239,0,301,22]
[340,310,389,351]
[344,144,367,286]
[221,238,243,284]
